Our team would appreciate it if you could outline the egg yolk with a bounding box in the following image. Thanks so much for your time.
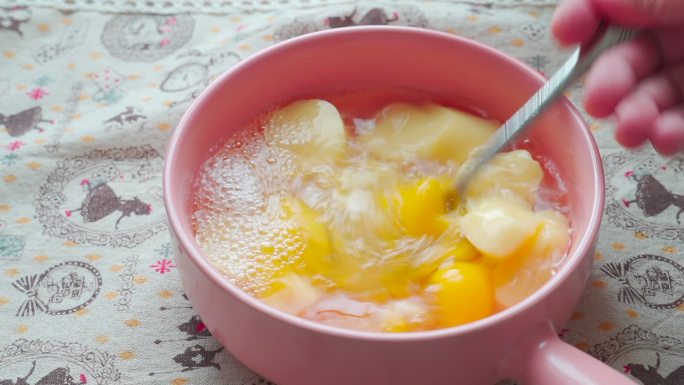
[427,262,494,327]
[394,177,449,237]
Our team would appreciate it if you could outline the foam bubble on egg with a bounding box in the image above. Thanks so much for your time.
[195,210,305,296]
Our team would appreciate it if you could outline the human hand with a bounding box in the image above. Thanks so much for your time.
[551,0,684,155]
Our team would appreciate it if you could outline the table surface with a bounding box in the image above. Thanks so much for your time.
[0,1,682,384]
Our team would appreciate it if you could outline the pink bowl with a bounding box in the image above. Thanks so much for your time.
[163,26,634,385]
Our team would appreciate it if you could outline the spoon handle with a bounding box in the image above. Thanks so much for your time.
[455,25,640,195]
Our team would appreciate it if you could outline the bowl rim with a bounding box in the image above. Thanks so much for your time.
[163,25,606,342]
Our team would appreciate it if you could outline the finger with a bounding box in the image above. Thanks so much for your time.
[551,0,601,45]
[614,74,682,147]
[583,35,662,117]
[583,27,684,117]
[594,0,684,27]
[651,106,684,155]
[654,26,684,65]
[615,92,660,147]
[650,63,684,154]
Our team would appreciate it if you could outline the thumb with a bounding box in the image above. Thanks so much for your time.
[595,0,684,26]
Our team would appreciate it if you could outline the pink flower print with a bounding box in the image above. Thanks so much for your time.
[27,87,48,100]
[151,259,176,274]
[7,140,25,151]
[159,38,171,47]
[196,321,206,333]
[624,170,634,179]
[80,374,88,384]
[166,17,177,25]
[92,67,123,93]
[236,24,245,32]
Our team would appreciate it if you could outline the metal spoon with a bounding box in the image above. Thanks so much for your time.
[454,24,640,199]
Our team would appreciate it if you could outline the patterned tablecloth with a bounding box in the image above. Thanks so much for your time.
[0,0,683,384]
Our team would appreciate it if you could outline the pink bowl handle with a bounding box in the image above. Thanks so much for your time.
[501,323,637,385]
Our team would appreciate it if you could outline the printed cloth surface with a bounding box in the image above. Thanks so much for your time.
[0,1,683,384]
